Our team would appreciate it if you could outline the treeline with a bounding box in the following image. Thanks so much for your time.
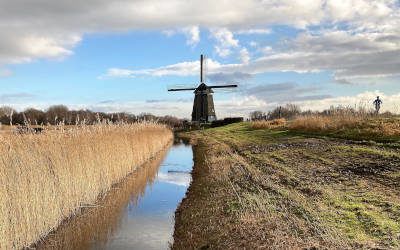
[0,105,184,128]
[249,104,394,121]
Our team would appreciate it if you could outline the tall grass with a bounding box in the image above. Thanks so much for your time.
[35,146,168,249]
[288,115,363,132]
[250,118,286,129]
[0,123,173,249]
[288,112,400,139]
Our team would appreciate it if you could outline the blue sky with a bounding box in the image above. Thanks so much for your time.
[0,1,399,118]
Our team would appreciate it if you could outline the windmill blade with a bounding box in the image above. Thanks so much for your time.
[167,83,197,91]
[208,84,238,89]
[168,88,196,91]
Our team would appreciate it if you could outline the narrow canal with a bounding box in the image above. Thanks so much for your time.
[36,141,193,250]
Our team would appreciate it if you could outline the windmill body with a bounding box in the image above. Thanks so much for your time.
[168,55,237,123]
[192,83,216,122]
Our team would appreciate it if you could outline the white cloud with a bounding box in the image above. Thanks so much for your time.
[105,68,137,78]
[0,0,331,65]
[103,58,238,78]
[239,48,250,64]
[104,39,400,81]
[236,28,271,35]
[210,28,239,57]
[0,0,399,84]
[104,6,400,82]
[161,30,176,37]
[261,46,273,54]
[182,26,200,46]
[163,26,200,46]
[249,41,258,47]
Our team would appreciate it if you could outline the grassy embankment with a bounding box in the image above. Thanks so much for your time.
[174,117,400,249]
[0,123,173,249]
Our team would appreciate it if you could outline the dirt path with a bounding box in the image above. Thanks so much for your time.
[173,124,400,249]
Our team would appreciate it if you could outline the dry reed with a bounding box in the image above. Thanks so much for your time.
[0,123,173,249]
[288,115,362,132]
[35,146,168,249]
[250,118,286,129]
[288,113,400,139]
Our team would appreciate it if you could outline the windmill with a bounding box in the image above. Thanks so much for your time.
[168,55,238,123]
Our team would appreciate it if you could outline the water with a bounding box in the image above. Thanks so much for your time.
[37,142,193,250]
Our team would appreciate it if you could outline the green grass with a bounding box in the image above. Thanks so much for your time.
[323,191,400,245]
[334,145,400,158]
[206,121,400,149]
[202,122,302,146]
[177,122,400,248]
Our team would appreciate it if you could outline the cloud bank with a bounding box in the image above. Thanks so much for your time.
[1,0,399,81]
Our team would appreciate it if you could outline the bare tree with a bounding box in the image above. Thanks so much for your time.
[249,111,265,121]
[46,105,69,124]
[268,104,301,120]
[24,108,46,125]
[0,106,16,125]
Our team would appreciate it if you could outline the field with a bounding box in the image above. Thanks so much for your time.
[174,119,400,249]
[0,123,173,249]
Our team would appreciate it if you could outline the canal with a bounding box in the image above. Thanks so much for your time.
[36,141,193,250]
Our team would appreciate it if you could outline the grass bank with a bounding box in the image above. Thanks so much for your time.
[174,122,400,249]
[0,123,173,249]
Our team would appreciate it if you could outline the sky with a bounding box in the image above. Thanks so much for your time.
[0,0,399,119]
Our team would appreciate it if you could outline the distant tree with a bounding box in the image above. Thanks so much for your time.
[0,105,184,126]
[23,108,46,125]
[0,106,16,125]
[249,111,265,121]
[268,104,301,120]
[12,112,25,125]
[138,113,157,122]
[46,105,69,124]
[158,115,184,128]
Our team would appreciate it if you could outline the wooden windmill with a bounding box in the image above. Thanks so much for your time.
[168,55,237,123]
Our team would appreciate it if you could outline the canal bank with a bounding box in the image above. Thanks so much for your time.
[172,123,400,249]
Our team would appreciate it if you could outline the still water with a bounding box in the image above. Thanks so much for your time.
[37,142,193,250]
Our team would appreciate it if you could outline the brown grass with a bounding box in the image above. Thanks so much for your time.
[288,114,400,139]
[250,118,286,129]
[288,115,362,132]
[0,123,173,249]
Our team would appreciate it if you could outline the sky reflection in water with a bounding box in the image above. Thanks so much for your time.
[36,143,193,250]
[104,143,193,250]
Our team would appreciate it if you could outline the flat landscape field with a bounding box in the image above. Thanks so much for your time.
[174,121,400,249]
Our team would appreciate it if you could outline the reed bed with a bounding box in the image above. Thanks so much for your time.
[288,114,400,140]
[0,123,173,249]
[288,115,363,132]
[250,118,286,129]
[35,146,168,250]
